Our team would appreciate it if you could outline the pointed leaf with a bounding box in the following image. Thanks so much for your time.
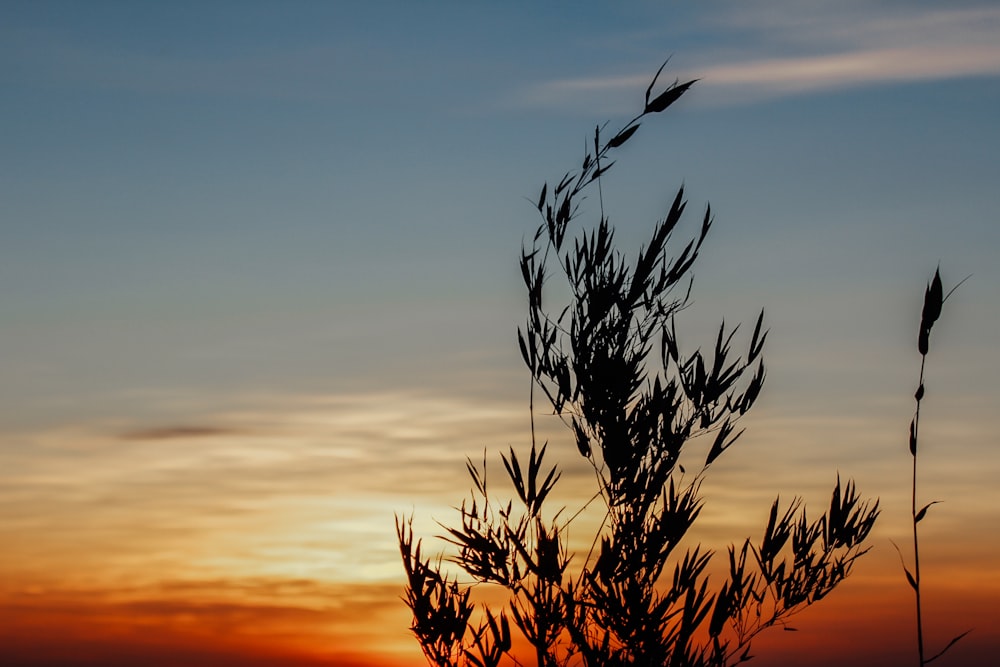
[645,57,671,107]
[645,79,697,114]
[748,309,767,361]
[915,501,941,523]
[925,630,972,664]
[706,421,743,467]
[921,268,943,328]
[589,160,616,182]
[606,123,640,149]
[572,417,591,457]
[554,171,574,195]
[517,328,534,370]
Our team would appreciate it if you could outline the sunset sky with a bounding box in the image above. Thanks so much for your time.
[2,1,999,665]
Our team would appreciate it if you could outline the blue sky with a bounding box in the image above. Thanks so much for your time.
[3,2,998,428]
[1,2,999,663]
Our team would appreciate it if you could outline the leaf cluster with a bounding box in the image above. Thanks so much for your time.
[398,62,879,667]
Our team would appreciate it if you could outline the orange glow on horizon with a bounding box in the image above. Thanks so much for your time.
[3,571,997,667]
[3,393,997,665]
[1,585,420,667]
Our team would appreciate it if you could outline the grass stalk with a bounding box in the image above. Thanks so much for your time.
[911,355,926,665]
[905,269,971,666]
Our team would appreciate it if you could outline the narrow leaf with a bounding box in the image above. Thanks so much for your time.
[922,268,943,328]
[554,171,574,195]
[915,501,941,523]
[925,630,973,664]
[606,123,640,149]
[590,160,616,181]
[572,417,591,457]
[517,328,534,370]
[645,57,671,106]
[748,309,767,361]
[645,79,697,114]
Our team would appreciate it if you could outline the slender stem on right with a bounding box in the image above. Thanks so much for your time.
[913,355,926,666]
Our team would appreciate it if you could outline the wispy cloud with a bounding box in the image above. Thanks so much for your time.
[515,6,1000,110]
[4,386,994,595]
[695,43,1000,104]
[0,391,534,592]
[120,425,244,440]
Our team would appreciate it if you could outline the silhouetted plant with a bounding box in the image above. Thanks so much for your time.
[897,269,971,665]
[398,62,879,667]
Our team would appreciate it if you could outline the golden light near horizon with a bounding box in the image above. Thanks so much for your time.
[3,381,999,664]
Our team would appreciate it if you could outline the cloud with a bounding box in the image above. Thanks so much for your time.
[514,6,1000,110]
[698,43,1000,97]
[0,390,546,594]
[4,384,996,595]
[119,425,244,440]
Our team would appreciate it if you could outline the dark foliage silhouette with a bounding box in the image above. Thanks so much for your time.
[397,62,879,667]
[897,269,971,665]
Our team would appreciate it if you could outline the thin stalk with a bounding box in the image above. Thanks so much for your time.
[906,268,972,666]
[912,355,926,666]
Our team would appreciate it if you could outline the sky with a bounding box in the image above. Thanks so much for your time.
[1,1,999,665]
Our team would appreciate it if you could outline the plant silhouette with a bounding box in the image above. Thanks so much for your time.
[397,63,880,667]
[897,269,971,665]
